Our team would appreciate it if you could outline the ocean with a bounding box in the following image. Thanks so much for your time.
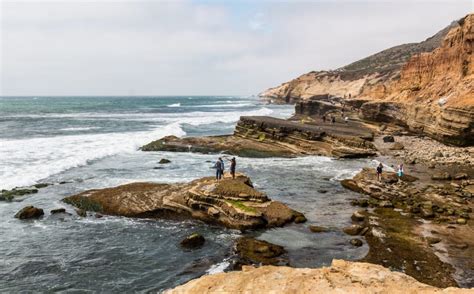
[0,96,370,292]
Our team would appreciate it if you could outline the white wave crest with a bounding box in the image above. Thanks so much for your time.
[167,103,181,108]
[0,123,185,190]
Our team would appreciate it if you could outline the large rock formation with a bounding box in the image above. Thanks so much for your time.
[142,116,376,158]
[259,20,457,102]
[63,174,305,231]
[260,14,473,146]
[165,259,470,293]
[359,14,474,146]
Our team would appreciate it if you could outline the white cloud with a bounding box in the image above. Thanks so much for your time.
[0,0,472,96]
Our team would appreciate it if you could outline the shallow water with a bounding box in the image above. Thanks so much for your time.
[0,96,369,292]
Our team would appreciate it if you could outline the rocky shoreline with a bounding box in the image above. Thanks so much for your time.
[62,173,306,231]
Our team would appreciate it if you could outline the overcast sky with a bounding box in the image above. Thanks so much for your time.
[0,0,472,96]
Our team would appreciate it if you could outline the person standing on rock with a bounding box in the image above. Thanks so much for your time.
[376,163,383,181]
[214,158,223,181]
[229,157,236,179]
[397,163,404,177]
[331,116,336,124]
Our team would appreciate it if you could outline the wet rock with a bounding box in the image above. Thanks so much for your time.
[317,189,328,194]
[234,237,286,267]
[309,225,329,233]
[153,166,164,170]
[431,172,451,181]
[426,237,441,245]
[75,209,87,217]
[50,208,66,214]
[180,233,205,249]
[454,173,469,180]
[350,238,363,247]
[63,175,304,231]
[389,142,404,150]
[383,136,395,143]
[34,183,51,189]
[159,158,172,164]
[0,188,39,201]
[456,218,467,225]
[14,206,44,219]
[351,210,365,222]
[343,225,364,236]
[340,179,365,194]
[95,213,104,218]
[293,214,307,224]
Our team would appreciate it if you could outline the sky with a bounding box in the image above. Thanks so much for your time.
[0,0,472,96]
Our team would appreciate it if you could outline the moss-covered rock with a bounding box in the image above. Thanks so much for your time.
[14,206,44,219]
[234,237,287,268]
[180,233,205,249]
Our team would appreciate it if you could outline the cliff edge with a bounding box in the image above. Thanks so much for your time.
[165,259,471,293]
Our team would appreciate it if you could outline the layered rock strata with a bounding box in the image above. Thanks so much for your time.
[260,15,473,146]
[165,259,470,293]
[142,116,376,158]
[63,174,305,231]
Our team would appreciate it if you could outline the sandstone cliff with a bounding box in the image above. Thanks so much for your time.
[166,259,471,293]
[260,14,473,146]
[259,20,457,102]
[360,14,474,145]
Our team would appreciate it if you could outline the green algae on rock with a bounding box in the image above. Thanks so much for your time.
[62,174,305,231]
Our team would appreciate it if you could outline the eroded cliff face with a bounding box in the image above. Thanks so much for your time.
[260,71,380,102]
[361,14,474,145]
[260,14,473,146]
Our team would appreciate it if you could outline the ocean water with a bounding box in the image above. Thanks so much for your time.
[0,96,369,292]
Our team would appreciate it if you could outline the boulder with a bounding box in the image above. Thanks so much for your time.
[75,209,87,217]
[343,225,364,236]
[309,225,330,233]
[431,172,451,181]
[180,233,205,249]
[50,208,66,214]
[383,136,395,143]
[234,237,286,267]
[389,142,404,150]
[350,238,363,247]
[14,206,44,219]
[159,158,171,164]
[293,214,307,224]
[351,211,365,222]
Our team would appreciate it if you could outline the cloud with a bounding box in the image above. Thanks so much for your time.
[0,0,472,96]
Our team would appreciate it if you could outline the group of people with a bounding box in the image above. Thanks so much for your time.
[213,156,236,181]
[376,162,404,181]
